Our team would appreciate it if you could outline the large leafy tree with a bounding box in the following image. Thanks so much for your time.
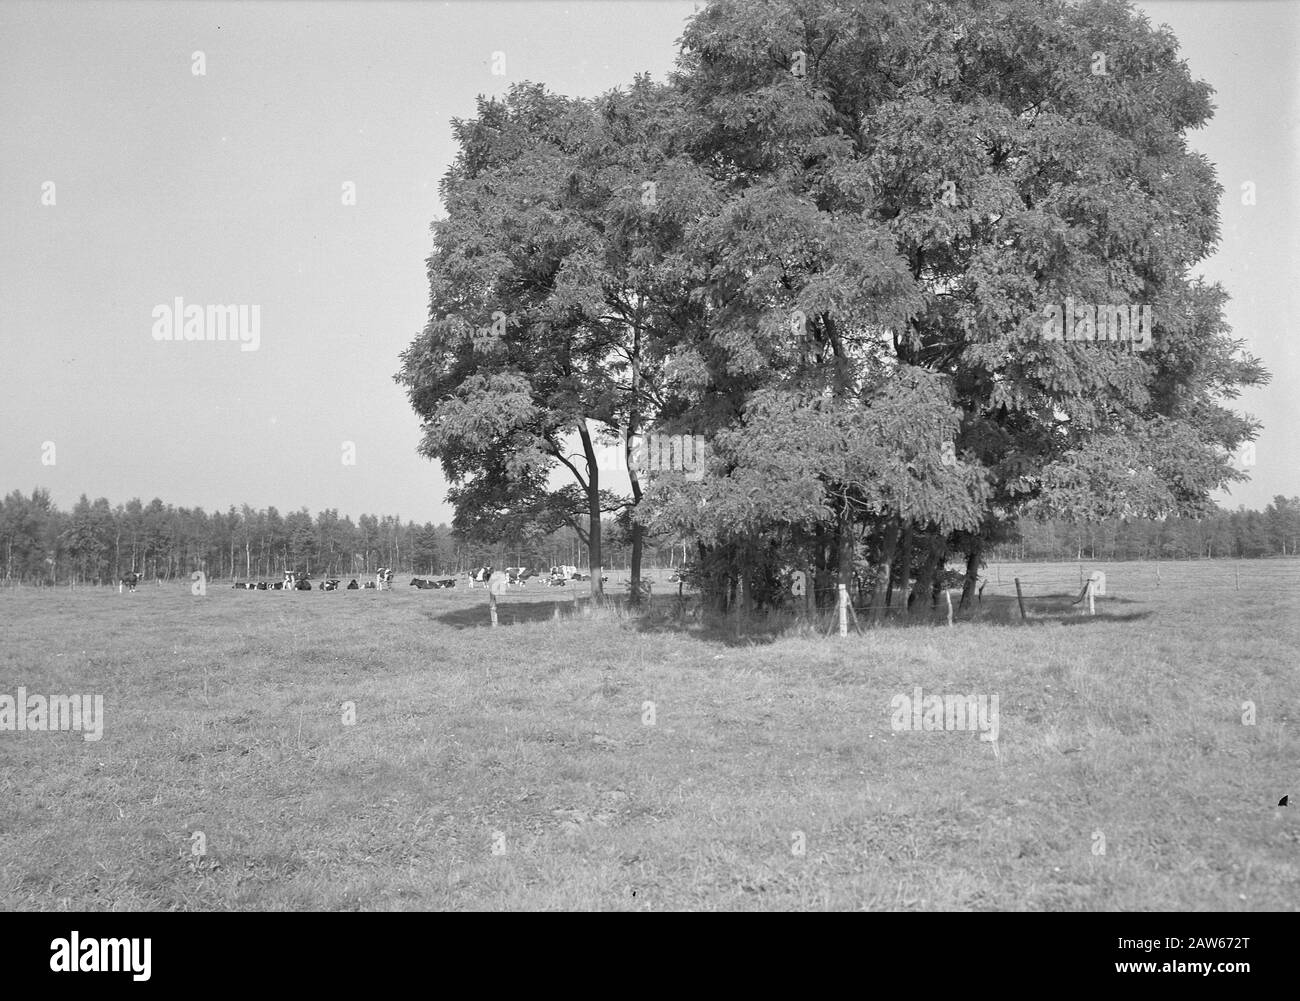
[398,0,1265,627]
[636,0,1265,627]
[396,79,718,599]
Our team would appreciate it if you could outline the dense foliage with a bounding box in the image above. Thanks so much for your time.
[397,0,1266,629]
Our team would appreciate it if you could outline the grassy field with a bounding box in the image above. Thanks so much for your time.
[1,560,1297,911]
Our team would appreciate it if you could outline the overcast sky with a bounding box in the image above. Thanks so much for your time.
[1,0,1295,525]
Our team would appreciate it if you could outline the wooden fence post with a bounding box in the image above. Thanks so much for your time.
[1087,581,1095,616]
[1014,578,1027,622]
[945,588,953,627]
[488,591,498,627]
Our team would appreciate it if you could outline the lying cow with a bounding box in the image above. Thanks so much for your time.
[322,579,341,591]
[346,579,359,590]
[364,581,376,589]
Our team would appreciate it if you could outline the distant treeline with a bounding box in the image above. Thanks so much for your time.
[0,489,682,585]
[990,496,1300,562]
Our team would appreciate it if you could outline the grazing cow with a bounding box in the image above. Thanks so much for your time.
[346,578,359,590]
[119,572,143,593]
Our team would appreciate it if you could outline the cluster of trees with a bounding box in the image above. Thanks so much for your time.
[397,0,1266,632]
[0,489,692,586]
[6,483,1289,587]
[999,497,1300,561]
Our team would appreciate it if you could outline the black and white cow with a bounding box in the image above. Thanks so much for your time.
[468,566,492,588]
[321,579,341,591]
[119,572,143,593]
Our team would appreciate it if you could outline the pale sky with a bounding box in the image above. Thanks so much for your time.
[1,0,1295,525]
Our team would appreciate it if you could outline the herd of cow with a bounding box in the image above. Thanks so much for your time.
[118,565,610,593]
[229,569,396,591]
[414,566,610,589]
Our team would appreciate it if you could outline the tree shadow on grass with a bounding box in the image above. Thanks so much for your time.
[427,590,1154,638]
[432,597,582,629]
[994,592,1156,625]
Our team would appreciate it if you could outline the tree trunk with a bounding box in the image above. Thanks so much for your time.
[959,542,982,610]
[630,521,644,607]
[578,423,604,600]
[913,533,945,614]
[871,519,901,627]
[734,552,747,622]
[897,524,914,615]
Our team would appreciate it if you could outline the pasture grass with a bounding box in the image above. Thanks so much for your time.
[1,561,1297,910]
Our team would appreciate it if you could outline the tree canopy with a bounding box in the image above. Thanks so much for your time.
[397,0,1267,628]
